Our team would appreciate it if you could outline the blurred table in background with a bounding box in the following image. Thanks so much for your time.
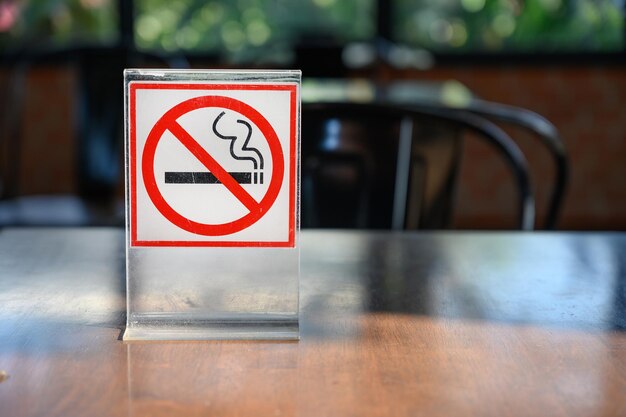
[0,228,625,417]
[302,78,474,106]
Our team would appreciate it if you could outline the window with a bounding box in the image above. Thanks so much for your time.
[0,0,623,58]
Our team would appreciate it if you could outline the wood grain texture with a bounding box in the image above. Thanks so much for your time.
[0,229,625,417]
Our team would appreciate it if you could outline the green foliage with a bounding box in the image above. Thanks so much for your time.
[394,0,623,52]
[0,0,118,51]
[133,0,374,62]
[0,0,622,55]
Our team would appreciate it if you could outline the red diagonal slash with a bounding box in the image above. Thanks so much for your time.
[167,120,259,212]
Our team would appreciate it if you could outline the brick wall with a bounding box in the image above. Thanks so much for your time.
[0,66,77,197]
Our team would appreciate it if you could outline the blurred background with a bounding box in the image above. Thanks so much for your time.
[0,0,624,229]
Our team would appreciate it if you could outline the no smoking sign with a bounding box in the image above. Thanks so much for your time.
[127,75,299,247]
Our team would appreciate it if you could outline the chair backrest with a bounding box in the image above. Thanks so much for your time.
[461,99,568,229]
[385,80,566,229]
[301,102,535,230]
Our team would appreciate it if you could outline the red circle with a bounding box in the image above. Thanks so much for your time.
[142,95,284,236]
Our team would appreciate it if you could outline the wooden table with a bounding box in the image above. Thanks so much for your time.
[1,228,625,417]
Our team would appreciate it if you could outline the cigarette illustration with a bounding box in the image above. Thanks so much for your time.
[165,111,264,185]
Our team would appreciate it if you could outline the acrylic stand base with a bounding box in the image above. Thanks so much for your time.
[123,246,299,341]
[124,313,299,341]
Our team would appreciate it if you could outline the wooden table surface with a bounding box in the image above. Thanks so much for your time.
[0,228,625,417]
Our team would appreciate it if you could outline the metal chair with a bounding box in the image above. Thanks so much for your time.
[384,81,568,229]
[301,102,534,230]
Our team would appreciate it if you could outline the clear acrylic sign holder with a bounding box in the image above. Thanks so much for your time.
[123,69,300,340]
